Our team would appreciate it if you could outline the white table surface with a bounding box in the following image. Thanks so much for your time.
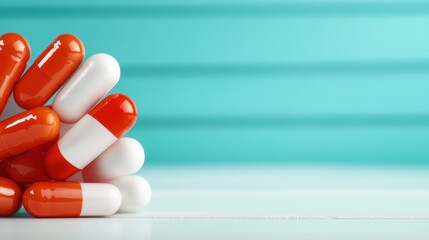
[2,165,429,239]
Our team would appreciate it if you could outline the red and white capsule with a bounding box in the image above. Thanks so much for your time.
[23,182,121,218]
[44,94,137,180]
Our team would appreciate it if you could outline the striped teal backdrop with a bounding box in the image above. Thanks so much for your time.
[2,0,429,166]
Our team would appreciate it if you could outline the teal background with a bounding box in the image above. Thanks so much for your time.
[2,0,429,166]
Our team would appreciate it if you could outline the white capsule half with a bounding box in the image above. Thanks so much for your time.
[80,183,122,216]
[68,137,145,182]
[53,53,120,123]
[110,176,151,213]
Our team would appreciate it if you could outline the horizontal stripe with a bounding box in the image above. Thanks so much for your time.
[2,18,429,65]
[111,73,429,117]
[135,115,429,128]
[122,59,429,77]
[127,125,429,166]
[2,0,425,6]
[4,3,429,19]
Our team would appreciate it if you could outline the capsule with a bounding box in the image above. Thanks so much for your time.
[23,182,121,217]
[110,176,151,213]
[44,94,137,180]
[0,177,22,216]
[0,33,30,115]
[0,107,60,159]
[14,34,85,109]
[68,138,144,182]
[53,53,120,123]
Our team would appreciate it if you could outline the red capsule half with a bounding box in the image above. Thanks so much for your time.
[0,107,60,158]
[14,34,84,109]
[0,33,30,115]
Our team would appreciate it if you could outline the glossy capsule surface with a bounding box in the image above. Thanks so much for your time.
[0,177,22,216]
[7,150,51,184]
[23,182,121,218]
[0,107,60,158]
[14,34,84,109]
[68,137,144,182]
[44,94,137,180]
[110,176,151,213]
[53,53,120,123]
[0,33,30,115]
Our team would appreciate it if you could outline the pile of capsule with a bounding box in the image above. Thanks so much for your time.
[0,33,151,218]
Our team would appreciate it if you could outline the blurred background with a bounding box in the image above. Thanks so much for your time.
[4,1,429,238]
[2,0,429,167]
